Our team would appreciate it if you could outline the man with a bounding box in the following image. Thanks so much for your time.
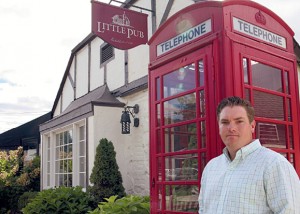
[198,96,300,214]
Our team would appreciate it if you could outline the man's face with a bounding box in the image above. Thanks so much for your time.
[218,106,256,153]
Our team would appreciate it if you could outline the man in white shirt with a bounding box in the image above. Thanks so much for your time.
[198,96,300,214]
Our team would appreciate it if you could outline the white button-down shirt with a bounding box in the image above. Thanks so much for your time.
[199,139,300,214]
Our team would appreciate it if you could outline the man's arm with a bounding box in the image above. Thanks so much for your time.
[264,159,300,213]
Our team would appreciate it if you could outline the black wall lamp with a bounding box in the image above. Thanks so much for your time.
[120,104,139,134]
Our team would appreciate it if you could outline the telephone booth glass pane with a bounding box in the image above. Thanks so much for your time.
[165,154,198,181]
[251,60,282,92]
[199,60,204,87]
[163,64,195,98]
[253,91,284,120]
[164,123,197,153]
[243,58,249,84]
[164,93,196,125]
[156,77,161,100]
[256,122,287,149]
[284,71,290,94]
[289,126,294,149]
[165,185,199,212]
[200,121,206,148]
[199,90,205,117]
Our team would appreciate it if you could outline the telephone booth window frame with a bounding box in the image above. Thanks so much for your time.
[237,44,299,168]
[150,45,214,213]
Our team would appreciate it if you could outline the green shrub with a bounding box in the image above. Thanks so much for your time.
[18,191,38,210]
[0,148,41,213]
[89,138,125,202]
[22,186,93,214]
[89,195,150,214]
[0,185,28,212]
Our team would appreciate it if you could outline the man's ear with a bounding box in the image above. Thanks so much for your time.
[251,120,256,133]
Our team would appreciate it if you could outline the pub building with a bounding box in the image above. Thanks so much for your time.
[38,0,300,213]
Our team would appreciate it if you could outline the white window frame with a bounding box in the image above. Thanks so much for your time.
[41,119,87,189]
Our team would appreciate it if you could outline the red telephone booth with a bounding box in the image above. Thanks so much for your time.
[148,0,300,213]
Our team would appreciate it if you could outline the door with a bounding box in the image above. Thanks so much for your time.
[149,45,215,213]
[233,43,300,174]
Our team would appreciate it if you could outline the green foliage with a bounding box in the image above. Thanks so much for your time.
[0,148,41,212]
[16,156,41,191]
[0,185,28,212]
[89,138,125,202]
[18,191,38,210]
[0,147,23,186]
[89,195,150,214]
[22,186,93,214]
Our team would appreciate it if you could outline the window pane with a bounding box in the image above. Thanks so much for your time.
[165,123,197,153]
[164,93,196,125]
[289,126,294,149]
[199,60,204,87]
[253,91,284,120]
[79,126,85,141]
[244,88,250,102]
[251,60,282,92]
[47,162,50,173]
[290,153,295,167]
[256,122,287,149]
[47,175,50,186]
[47,149,50,160]
[156,104,161,126]
[157,130,161,154]
[157,157,162,181]
[79,157,85,172]
[200,121,206,148]
[165,154,198,181]
[165,185,199,212]
[68,145,72,158]
[163,64,196,98]
[243,58,249,84]
[55,130,73,187]
[284,71,290,94]
[199,90,205,117]
[200,152,207,173]
[79,173,86,188]
[156,77,161,100]
[287,98,292,121]
[79,142,85,156]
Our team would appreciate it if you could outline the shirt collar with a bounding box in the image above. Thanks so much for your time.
[223,139,262,161]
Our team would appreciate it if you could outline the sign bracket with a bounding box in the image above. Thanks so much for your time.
[109,0,155,13]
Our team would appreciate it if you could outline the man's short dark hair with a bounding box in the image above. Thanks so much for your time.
[216,96,255,122]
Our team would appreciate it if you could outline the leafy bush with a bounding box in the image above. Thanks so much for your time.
[89,195,150,214]
[0,147,41,213]
[89,138,125,202]
[18,191,38,210]
[0,147,23,186]
[0,185,27,213]
[22,186,93,214]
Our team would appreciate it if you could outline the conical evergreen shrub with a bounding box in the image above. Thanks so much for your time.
[89,138,125,203]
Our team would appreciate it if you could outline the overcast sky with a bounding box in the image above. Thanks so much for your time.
[0,0,299,134]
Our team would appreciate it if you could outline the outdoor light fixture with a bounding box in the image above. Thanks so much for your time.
[120,104,139,134]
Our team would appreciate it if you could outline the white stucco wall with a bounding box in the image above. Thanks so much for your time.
[61,77,74,112]
[53,97,61,117]
[76,46,89,98]
[89,89,149,195]
[106,48,125,90]
[90,38,104,90]
[128,45,149,82]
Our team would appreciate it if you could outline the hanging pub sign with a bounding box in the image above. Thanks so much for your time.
[92,1,148,50]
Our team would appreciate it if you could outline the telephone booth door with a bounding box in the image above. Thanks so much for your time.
[149,45,216,213]
[233,43,300,171]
